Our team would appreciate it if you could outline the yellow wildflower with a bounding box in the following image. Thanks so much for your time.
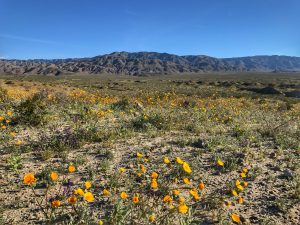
[140,164,146,173]
[183,178,190,184]
[189,188,200,200]
[178,197,185,204]
[217,159,224,167]
[178,204,188,214]
[137,152,143,157]
[75,188,84,196]
[225,200,231,206]
[164,157,170,164]
[231,213,241,223]
[136,172,142,177]
[232,190,238,197]
[50,172,58,181]
[149,214,155,222]
[237,184,244,191]
[238,197,244,204]
[84,192,94,202]
[119,167,126,173]
[189,188,198,196]
[151,172,158,179]
[176,157,184,165]
[68,164,76,173]
[173,189,180,196]
[103,189,110,197]
[163,195,172,203]
[240,172,246,178]
[85,181,92,190]
[120,192,128,199]
[151,179,158,189]
[182,162,192,173]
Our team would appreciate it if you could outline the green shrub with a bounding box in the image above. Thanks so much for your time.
[6,154,22,171]
[110,98,131,111]
[14,91,47,126]
[131,113,170,131]
[0,87,8,102]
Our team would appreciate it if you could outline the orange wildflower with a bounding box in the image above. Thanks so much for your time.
[51,200,61,208]
[120,192,128,199]
[68,195,77,204]
[68,164,76,173]
[23,173,36,185]
[50,172,58,181]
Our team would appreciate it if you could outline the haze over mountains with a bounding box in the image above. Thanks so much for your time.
[1,52,300,76]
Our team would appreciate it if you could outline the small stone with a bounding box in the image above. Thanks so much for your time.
[282,169,294,179]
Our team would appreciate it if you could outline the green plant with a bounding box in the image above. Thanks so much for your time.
[131,113,170,131]
[0,87,8,102]
[7,154,22,171]
[14,91,47,126]
[110,98,131,111]
[0,206,6,225]
[291,175,300,200]
[274,198,289,213]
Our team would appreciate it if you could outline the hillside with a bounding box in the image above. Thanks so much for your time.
[1,52,300,75]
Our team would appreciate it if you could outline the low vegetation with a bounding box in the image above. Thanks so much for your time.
[0,74,299,225]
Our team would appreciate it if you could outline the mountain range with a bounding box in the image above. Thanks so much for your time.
[1,52,300,75]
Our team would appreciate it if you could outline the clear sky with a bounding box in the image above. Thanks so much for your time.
[0,0,299,59]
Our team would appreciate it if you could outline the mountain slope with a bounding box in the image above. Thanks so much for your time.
[1,52,300,75]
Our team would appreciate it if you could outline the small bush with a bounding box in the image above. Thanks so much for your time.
[110,99,131,111]
[131,113,170,131]
[14,91,47,126]
[0,87,8,102]
[6,154,22,171]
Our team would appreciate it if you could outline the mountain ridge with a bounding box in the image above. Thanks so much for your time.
[1,52,300,75]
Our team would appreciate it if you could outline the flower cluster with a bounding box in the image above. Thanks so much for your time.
[22,152,214,224]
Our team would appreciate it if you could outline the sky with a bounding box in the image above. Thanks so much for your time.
[0,0,299,59]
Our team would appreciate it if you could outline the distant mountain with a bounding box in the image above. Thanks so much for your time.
[1,52,300,75]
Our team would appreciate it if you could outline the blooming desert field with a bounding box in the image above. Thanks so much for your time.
[0,73,299,225]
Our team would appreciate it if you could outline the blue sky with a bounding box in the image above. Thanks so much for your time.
[0,0,299,59]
